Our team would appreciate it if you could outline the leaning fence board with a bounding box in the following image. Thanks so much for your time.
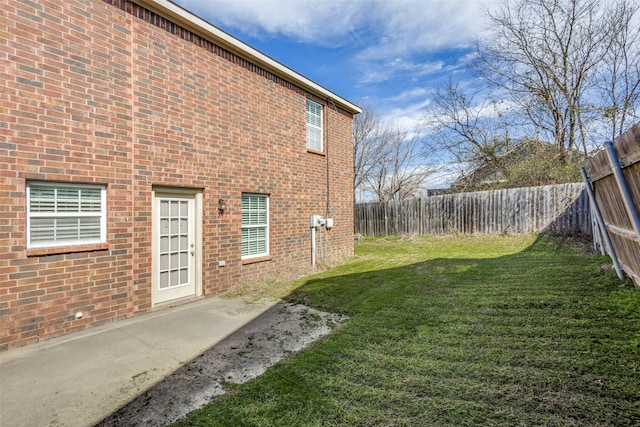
[355,182,591,238]
[587,122,640,287]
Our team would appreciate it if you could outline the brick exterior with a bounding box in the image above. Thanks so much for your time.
[0,0,356,350]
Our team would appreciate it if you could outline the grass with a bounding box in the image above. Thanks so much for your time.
[174,234,640,426]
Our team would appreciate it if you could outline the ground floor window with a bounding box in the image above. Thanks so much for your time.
[26,182,106,248]
[241,193,269,259]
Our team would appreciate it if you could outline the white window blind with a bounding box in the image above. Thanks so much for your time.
[306,99,323,151]
[27,182,106,248]
[241,194,269,259]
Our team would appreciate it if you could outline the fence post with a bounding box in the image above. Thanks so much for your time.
[580,166,624,280]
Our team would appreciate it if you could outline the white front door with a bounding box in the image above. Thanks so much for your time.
[152,191,200,305]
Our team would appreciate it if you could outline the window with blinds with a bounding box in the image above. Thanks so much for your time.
[241,193,269,259]
[306,99,323,152]
[27,182,106,248]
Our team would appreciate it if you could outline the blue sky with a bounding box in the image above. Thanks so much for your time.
[172,0,493,123]
[172,0,496,186]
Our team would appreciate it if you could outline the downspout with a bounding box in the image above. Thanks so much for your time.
[311,224,317,266]
[325,98,332,218]
[325,98,341,218]
[320,98,336,266]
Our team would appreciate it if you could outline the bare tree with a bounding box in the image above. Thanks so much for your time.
[476,0,640,155]
[365,126,434,201]
[423,0,638,190]
[426,78,587,191]
[426,79,512,171]
[353,105,384,196]
[354,105,435,201]
[596,0,640,140]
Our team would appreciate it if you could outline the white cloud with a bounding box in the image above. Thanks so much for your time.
[175,0,495,89]
[386,87,431,103]
[176,0,368,45]
[353,1,488,61]
[386,98,432,129]
[176,0,492,49]
[359,58,445,84]
[174,0,498,143]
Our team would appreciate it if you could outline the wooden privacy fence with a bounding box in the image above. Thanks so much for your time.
[355,182,591,237]
[584,123,640,287]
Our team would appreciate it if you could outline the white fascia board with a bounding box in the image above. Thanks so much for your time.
[136,0,362,114]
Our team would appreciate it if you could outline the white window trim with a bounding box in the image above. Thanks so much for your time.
[26,181,107,249]
[306,98,323,152]
[241,193,269,260]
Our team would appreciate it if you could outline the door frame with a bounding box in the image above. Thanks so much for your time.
[151,186,203,306]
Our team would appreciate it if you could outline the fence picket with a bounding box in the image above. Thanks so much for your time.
[355,183,591,237]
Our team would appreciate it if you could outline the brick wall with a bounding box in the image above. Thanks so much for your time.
[0,0,355,350]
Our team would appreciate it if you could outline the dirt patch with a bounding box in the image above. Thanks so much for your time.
[95,302,346,427]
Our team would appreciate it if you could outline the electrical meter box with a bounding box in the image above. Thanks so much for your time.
[310,214,324,228]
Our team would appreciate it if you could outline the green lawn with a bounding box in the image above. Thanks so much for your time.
[174,234,640,426]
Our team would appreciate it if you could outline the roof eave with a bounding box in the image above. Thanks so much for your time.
[135,0,362,114]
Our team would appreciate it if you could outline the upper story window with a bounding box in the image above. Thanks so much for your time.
[306,98,323,152]
[26,182,107,248]
[241,193,269,259]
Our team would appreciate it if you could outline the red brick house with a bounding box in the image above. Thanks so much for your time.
[1,0,360,350]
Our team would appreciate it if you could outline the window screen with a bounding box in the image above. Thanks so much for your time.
[241,194,269,258]
[27,182,106,248]
[306,99,323,151]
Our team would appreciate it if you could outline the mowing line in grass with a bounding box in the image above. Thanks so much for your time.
[174,234,640,427]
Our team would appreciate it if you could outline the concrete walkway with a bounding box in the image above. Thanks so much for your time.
[0,296,298,427]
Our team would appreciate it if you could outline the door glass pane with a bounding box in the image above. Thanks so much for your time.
[160,236,169,252]
[160,271,169,289]
[158,196,192,291]
[170,270,179,287]
[171,253,178,269]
